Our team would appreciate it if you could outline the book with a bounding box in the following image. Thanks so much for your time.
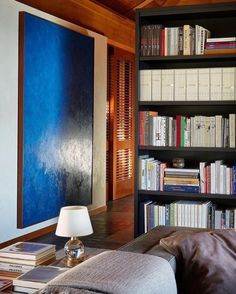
[161,69,174,101]
[140,70,151,101]
[0,253,56,266]
[0,261,34,273]
[229,114,236,148]
[165,168,199,174]
[206,37,236,43]
[0,242,55,261]
[198,68,210,100]
[204,48,236,54]
[0,270,21,280]
[164,177,199,184]
[0,278,12,291]
[210,68,222,101]
[222,67,235,100]
[195,25,210,55]
[13,266,68,289]
[151,69,162,101]
[163,184,199,193]
[13,285,37,293]
[186,68,198,100]
[183,25,194,55]
[174,69,186,101]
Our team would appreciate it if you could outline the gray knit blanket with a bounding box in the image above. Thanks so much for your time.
[38,250,177,294]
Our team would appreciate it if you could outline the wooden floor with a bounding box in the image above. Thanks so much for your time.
[32,195,134,251]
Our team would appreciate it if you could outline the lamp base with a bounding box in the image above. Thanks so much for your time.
[64,237,85,262]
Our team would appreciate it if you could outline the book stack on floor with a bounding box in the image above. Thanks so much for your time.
[13,265,68,293]
[163,168,200,193]
[0,242,56,283]
[205,37,236,55]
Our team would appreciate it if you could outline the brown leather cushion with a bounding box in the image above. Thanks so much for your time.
[160,229,236,294]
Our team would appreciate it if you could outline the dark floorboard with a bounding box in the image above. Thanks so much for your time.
[31,195,134,251]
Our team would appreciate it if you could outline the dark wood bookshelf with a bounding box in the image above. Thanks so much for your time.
[139,190,236,201]
[140,54,236,62]
[139,101,236,106]
[139,146,236,153]
[134,2,236,237]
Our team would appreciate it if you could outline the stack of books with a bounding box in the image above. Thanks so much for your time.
[0,242,56,281]
[205,37,236,55]
[13,265,68,293]
[163,168,200,193]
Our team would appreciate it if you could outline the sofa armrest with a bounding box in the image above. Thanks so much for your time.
[119,226,210,273]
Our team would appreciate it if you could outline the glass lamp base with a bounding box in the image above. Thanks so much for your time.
[64,237,85,262]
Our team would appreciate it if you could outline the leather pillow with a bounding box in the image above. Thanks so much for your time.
[160,229,236,294]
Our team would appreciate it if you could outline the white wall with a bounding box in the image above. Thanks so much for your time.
[0,0,107,244]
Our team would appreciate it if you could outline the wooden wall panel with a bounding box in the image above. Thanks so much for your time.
[16,0,135,53]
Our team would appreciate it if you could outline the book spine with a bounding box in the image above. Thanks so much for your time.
[233,166,236,195]
[229,114,236,148]
[176,115,181,147]
[163,184,199,193]
[178,26,183,55]
[165,204,170,226]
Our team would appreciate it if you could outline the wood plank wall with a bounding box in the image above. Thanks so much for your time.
[16,1,236,53]
[15,0,135,53]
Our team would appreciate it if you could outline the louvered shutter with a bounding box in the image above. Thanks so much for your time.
[107,47,135,200]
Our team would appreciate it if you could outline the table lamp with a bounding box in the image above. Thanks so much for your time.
[56,206,93,264]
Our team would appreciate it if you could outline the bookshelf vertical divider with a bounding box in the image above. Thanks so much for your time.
[134,2,236,237]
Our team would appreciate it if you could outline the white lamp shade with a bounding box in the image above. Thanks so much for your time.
[55,206,93,237]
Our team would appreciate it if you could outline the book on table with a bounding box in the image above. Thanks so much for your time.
[0,242,55,260]
[0,252,56,266]
[13,266,68,289]
[0,278,12,291]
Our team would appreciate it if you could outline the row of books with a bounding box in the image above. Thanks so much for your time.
[139,112,236,148]
[205,37,236,55]
[200,161,236,195]
[139,156,236,195]
[140,24,210,56]
[141,200,236,233]
[140,67,236,102]
[0,241,56,287]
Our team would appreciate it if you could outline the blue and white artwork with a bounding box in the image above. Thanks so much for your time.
[18,12,94,228]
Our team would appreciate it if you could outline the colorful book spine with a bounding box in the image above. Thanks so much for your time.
[163,184,199,193]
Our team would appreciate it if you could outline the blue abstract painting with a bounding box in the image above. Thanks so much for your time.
[18,12,94,228]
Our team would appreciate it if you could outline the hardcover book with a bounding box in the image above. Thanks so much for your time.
[0,242,55,260]
[0,278,12,291]
[13,266,68,289]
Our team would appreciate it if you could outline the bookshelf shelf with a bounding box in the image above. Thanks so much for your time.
[139,190,236,201]
[140,54,236,62]
[139,146,236,153]
[135,2,236,237]
[139,101,236,106]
